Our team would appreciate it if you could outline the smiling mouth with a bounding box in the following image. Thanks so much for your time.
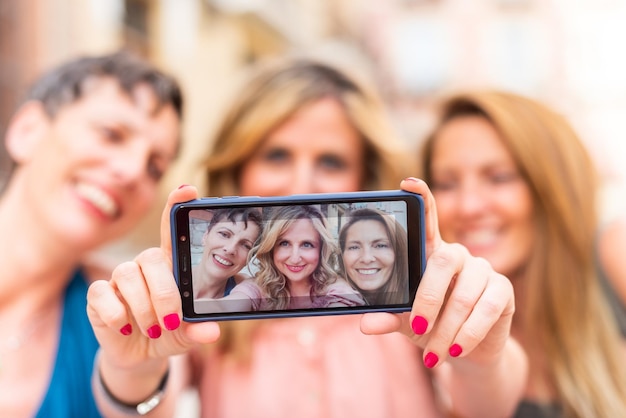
[356,268,380,275]
[460,230,499,247]
[75,182,119,218]
[286,264,306,272]
[213,254,234,267]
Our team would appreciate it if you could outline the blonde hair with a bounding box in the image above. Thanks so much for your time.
[251,205,339,310]
[202,57,408,195]
[420,90,626,418]
[200,58,410,363]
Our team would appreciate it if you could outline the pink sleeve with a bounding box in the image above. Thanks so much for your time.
[230,279,263,311]
[314,279,365,308]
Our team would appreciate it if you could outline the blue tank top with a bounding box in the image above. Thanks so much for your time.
[35,270,101,417]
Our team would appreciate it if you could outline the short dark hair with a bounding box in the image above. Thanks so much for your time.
[25,49,183,118]
[0,50,183,192]
[207,207,263,235]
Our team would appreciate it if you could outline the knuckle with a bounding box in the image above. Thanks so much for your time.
[462,325,484,343]
[429,245,458,270]
[472,256,492,272]
[151,286,179,305]
[87,280,109,299]
[478,297,503,318]
[112,261,141,282]
[418,287,444,307]
[135,247,167,265]
[449,292,476,312]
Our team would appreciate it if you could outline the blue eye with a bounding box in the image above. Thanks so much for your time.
[263,148,289,163]
[318,154,347,170]
[431,180,457,191]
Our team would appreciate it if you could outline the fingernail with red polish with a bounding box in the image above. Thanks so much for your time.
[411,316,428,335]
[147,324,162,339]
[424,352,439,368]
[178,184,189,189]
[119,323,132,336]
[449,343,463,357]
[163,313,180,331]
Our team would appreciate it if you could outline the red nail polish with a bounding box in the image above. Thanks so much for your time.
[403,177,421,183]
[147,324,162,339]
[449,343,463,357]
[411,316,428,335]
[163,313,180,331]
[177,184,189,189]
[424,352,439,368]
[119,323,132,336]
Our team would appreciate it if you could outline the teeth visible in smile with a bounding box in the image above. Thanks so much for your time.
[214,254,233,266]
[76,182,118,217]
[287,265,305,272]
[357,269,379,275]
[463,230,498,246]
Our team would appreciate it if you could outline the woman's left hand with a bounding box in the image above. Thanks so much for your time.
[361,177,515,369]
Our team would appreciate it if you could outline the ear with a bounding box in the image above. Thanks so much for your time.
[4,101,50,164]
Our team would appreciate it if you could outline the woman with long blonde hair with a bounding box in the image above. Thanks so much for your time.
[420,90,626,418]
[203,57,412,361]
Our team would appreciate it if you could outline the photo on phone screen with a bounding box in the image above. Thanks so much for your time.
[171,191,425,321]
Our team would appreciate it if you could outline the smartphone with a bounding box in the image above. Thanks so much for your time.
[171,190,425,321]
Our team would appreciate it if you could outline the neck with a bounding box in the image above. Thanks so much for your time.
[192,265,229,299]
[288,278,312,298]
[0,184,82,308]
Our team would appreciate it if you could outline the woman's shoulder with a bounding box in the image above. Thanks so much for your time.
[231,278,262,297]
[316,278,365,307]
[326,278,358,293]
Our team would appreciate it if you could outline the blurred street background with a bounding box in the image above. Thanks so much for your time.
[2,0,626,257]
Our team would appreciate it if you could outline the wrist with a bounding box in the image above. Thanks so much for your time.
[93,349,170,415]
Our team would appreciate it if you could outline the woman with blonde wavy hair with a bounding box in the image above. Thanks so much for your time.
[420,90,626,418]
[202,57,412,361]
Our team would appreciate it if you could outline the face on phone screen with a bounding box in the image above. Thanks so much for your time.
[172,192,424,321]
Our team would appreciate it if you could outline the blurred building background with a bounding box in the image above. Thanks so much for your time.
[2,0,626,259]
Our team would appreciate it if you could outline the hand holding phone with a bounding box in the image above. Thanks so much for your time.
[171,191,426,321]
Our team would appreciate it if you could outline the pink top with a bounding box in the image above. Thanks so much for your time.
[231,278,366,310]
[190,315,445,418]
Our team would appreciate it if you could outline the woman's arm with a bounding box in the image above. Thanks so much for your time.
[434,337,527,418]
[87,186,221,417]
[360,178,528,418]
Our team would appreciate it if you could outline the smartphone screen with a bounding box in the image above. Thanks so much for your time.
[171,191,425,321]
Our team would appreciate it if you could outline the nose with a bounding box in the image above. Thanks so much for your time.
[288,247,302,262]
[287,159,316,195]
[456,180,488,217]
[222,240,237,255]
[360,247,376,263]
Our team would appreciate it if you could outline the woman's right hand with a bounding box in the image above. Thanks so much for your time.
[87,185,221,371]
